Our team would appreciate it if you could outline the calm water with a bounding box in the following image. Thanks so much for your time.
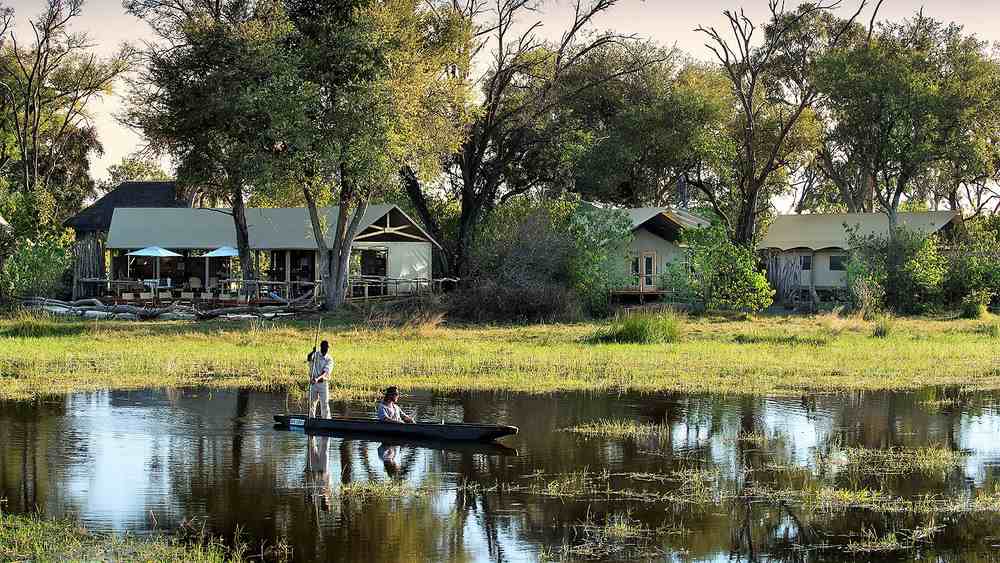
[3,388,1000,561]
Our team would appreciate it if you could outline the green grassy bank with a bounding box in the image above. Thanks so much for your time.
[1,311,998,401]
[0,510,286,562]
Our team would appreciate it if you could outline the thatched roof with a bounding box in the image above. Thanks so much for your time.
[758,211,962,251]
[64,181,185,234]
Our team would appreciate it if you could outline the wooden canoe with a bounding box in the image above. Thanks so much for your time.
[275,425,519,456]
[273,414,518,442]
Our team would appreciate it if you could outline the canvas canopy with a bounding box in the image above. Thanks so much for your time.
[106,204,439,250]
[126,246,182,257]
[203,246,239,257]
[758,211,962,251]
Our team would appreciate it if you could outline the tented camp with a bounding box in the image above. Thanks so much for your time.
[757,211,963,295]
[618,207,709,296]
[93,204,440,302]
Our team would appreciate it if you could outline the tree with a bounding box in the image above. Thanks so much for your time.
[403,0,652,276]
[126,0,306,286]
[281,0,473,309]
[815,11,1000,227]
[99,154,170,193]
[0,0,132,233]
[693,1,871,244]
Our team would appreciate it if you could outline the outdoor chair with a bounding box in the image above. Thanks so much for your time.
[180,291,195,305]
[139,292,155,306]
[189,277,202,290]
[157,290,173,306]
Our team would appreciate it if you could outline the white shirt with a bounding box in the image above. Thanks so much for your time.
[309,352,333,384]
[376,401,404,422]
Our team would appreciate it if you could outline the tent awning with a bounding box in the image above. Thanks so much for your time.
[126,246,182,257]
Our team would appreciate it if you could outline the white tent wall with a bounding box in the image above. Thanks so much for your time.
[352,241,433,294]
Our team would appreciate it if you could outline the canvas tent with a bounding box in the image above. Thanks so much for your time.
[758,211,962,289]
[620,207,709,293]
[0,213,10,234]
[106,204,440,289]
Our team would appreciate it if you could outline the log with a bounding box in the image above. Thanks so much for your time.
[19,296,317,321]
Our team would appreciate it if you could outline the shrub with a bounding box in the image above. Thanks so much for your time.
[974,322,1000,338]
[846,225,946,315]
[0,234,73,301]
[677,225,774,314]
[593,310,684,344]
[960,290,991,320]
[871,315,893,339]
[943,219,1000,309]
[461,197,632,320]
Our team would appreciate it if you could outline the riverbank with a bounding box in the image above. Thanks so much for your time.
[0,511,288,562]
[1,311,998,401]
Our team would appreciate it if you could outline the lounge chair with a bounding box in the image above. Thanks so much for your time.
[139,292,154,306]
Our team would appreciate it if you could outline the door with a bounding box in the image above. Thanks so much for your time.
[641,251,657,291]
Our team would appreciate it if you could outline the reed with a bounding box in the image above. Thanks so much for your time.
[561,419,670,440]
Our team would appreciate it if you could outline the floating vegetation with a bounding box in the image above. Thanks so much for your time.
[558,510,675,560]
[840,446,967,475]
[339,480,424,502]
[499,468,726,505]
[561,418,670,440]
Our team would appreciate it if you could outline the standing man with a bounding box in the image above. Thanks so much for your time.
[307,340,333,419]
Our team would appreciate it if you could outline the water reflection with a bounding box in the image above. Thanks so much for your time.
[2,388,1000,561]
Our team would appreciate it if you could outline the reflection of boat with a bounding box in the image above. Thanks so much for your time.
[273,414,519,443]
[275,424,519,457]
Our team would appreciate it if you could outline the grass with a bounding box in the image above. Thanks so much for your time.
[591,310,683,344]
[561,418,670,440]
[3,310,1000,401]
[339,480,424,502]
[840,446,967,475]
[0,510,289,562]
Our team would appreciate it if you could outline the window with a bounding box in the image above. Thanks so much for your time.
[800,255,812,271]
[643,254,655,287]
[350,248,388,277]
[631,257,640,277]
[829,255,847,271]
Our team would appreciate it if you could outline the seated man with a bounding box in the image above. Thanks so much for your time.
[376,386,413,424]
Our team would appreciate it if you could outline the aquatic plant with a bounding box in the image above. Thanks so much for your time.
[339,480,424,502]
[561,418,670,440]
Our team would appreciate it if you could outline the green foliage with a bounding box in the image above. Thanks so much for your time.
[847,226,947,314]
[943,219,1000,309]
[680,225,774,313]
[593,310,684,344]
[0,234,73,300]
[457,198,632,320]
[960,290,992,320]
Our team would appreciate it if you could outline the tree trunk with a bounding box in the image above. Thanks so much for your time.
[231,183,255,294]
[400,165,451,275]
[733,181,760,246]
[303,183,335,311]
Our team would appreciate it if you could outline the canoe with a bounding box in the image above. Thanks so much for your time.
[273,414,518,442]
[275,424,519,456]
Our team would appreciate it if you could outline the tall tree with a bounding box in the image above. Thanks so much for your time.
[279,0,472,308]
[693,1,871,244]
[126,0,304,285]
[0,0,131,234]
[815,11,1000,226]
[403,0,651,276]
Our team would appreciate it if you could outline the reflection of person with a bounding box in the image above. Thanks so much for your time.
[376,386,413,424]
[305,435,332,512]
[377,443,402,478]
[307,340,334,419]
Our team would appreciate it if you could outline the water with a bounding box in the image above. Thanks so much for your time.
[3,388,1000,561]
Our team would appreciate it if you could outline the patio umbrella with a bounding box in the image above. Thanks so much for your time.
[127,246,181,285]
[202,246,239,288]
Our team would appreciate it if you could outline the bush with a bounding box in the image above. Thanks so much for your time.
[846,225,947,315]
[872,315,893,338]
[593,310,684,344]
[680,226,774,313]
[943,218,1000,310]
[460,197,632,321]
[447,280,581,323]
[0,234,73,301]
[960,290,992,320]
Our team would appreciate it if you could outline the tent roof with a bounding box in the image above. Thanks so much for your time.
[625,207,710,231]
[127,246,182,257]
[64,181,185,233]
[107,204,439,250]
[757,211,962,251]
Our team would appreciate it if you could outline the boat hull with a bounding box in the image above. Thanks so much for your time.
[273,414,518,442]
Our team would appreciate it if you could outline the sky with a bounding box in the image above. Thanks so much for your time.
[8,0,1000,181]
